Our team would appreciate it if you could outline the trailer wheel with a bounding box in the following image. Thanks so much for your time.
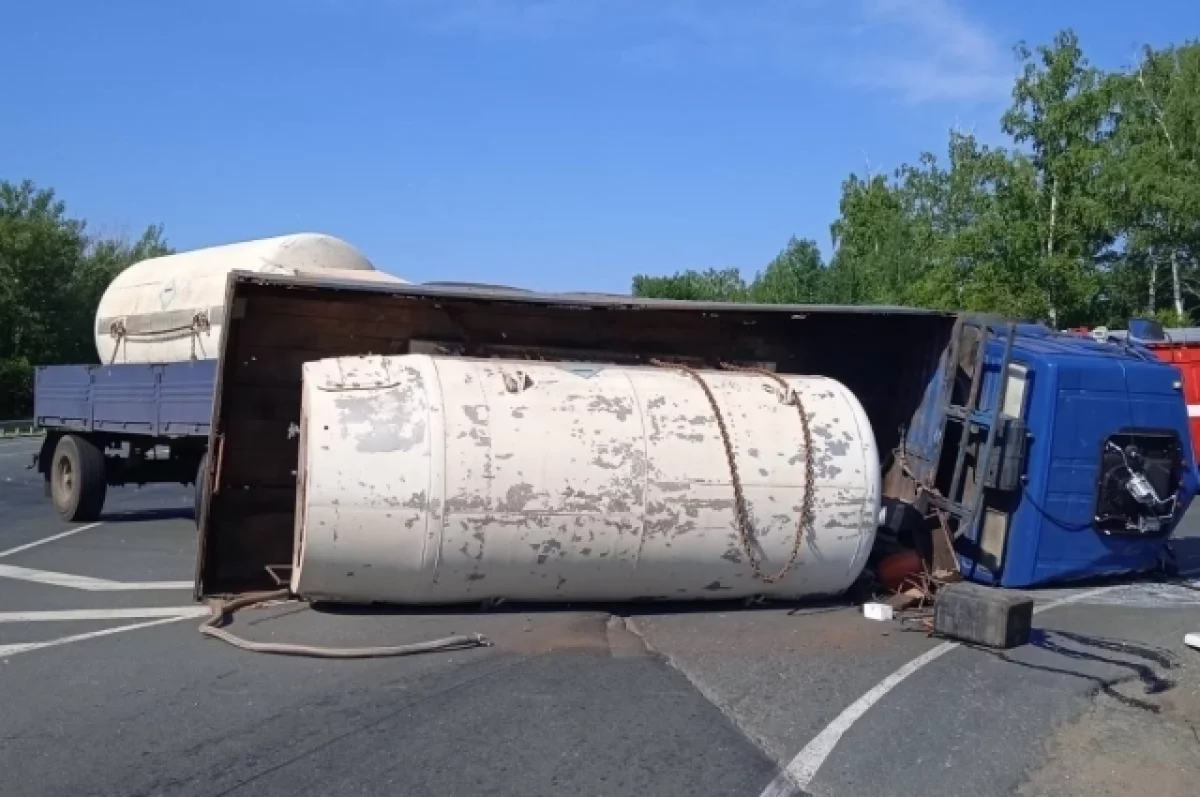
[194,452,208,528]
[50,435,107,522]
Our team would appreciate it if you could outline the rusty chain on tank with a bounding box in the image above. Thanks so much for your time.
[107,311,212,363]
[650,359,815,584]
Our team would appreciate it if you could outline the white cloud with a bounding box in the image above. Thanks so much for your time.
[362,0,1012,103]
[846,0,1014,102]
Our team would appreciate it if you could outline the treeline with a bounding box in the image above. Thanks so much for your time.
[634,31,1200,330]
[0,180,171,417]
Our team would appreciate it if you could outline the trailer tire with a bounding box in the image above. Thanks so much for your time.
[194,452,208,528]
[50,435,107,522]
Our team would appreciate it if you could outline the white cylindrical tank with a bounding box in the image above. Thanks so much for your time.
[291,354,881,605]
[96,233,406,364]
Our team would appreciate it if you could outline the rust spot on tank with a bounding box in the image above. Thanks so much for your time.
[644,512,676,539]
[587,395,633,421]
[511,407,527,419]
[467,573,486,581]
[679,497,734,518]
[606,497,631,513]
[467,426,491,448]
[556,576,567,589]
[759,468,769,477]
[445,493,488,512]
[703,581,731,591]
[720,548,743,564]
[498,483,539,511]
[560,486,604,512]
[580,547,593,556]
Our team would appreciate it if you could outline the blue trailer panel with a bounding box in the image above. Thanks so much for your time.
[33,361,216,522]
[35,360,216,436]
[901,323,1197,588]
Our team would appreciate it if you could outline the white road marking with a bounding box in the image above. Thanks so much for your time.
[759,586,1115,797]
[0,522,105,559]
[0,615,197,658]
[0,564,191,591]
[0,606,208,623]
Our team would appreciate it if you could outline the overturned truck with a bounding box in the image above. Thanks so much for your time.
[195,273,961,604]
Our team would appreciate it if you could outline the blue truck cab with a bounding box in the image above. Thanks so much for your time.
[895,321,1198,588]
[33,360,216,522]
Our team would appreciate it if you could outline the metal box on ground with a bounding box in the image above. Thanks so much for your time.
[934,581,1034,649]
[899,322,1197,588]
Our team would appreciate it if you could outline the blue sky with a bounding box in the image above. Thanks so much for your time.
[4,1,1193,292]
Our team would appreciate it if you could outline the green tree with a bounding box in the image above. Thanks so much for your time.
[1001,29,1115,326]
[632,268,748,301]
[1106,41,1200,321]
[0,179,170,417]
[749,237,826,304]
[826,173,920,305]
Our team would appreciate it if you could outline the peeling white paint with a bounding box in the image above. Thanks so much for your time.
[292,355,881,605]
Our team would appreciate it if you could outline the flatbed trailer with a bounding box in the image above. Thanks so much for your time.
[33,360,216,522]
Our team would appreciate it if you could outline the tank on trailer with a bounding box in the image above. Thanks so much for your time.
[37,233,403,523]
[96,233,405,365]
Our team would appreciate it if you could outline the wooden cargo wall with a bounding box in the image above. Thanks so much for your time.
[196,278,956,596]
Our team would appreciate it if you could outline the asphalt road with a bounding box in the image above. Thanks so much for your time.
[2,436,1198,797]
